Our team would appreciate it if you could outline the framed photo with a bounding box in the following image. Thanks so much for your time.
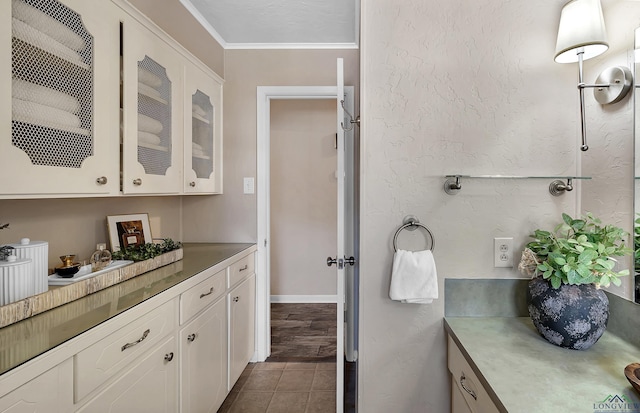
[107,213,152,252]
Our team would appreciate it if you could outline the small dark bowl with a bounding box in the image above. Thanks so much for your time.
[55,263,81,278]
[624,363,640,395]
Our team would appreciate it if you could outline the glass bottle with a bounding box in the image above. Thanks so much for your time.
[90,244,112,272]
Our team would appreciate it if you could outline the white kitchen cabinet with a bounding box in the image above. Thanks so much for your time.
[228,273,256,389]
[183,61,223,194]
[76,336,178,413]
[448,336,499,413]
[179,297,227,413]
[0,359,73,413]
[120,11,183,195]
[1,0,120,197]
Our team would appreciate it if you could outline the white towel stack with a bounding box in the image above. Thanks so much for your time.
[192,142,207,157]
[11,1,88,134]
[136,68,165,146]
[389,249,438,304]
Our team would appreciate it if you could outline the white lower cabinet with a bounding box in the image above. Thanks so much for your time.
[0,359,73,413]
[228,274,256,390]
[76,336,178,413]
[448,336,499,413]
[0,249,257,412]
[180,297,227,413]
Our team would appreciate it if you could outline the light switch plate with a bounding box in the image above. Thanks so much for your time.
[243,177,255,194]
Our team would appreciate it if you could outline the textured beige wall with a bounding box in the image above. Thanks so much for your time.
[359,0,587,411]
[269,99,337,296]
[0,197,182,270]
[126,0,225,77]
[181,49,359,242]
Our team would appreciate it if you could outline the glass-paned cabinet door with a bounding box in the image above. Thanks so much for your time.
[0,0,120,197]
[121,16,182,195]
[184,62,223,194]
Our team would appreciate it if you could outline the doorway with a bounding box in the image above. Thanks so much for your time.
[256,85,357,413]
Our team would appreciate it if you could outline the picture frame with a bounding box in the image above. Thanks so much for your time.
[107,213,152,252]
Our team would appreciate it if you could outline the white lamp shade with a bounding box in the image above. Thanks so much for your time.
[554,0,608,63]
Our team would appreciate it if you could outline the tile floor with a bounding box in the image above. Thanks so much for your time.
[218,361,336,413]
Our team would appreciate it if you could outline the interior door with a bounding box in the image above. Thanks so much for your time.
[335,57,347,413]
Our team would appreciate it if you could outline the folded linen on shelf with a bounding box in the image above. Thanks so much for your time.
[12,0,86,51]
[138,113,163,134]
[192,104,207,118]
[389,249,438,304]
[12,18,85,68]
[13,97,81,129]
[137,82,164,102]
[138,68,162,89]
[138,131,162,146]
[12,78,80,114]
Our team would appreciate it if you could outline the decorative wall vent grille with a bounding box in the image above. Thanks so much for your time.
[191,89,213,179]
[11,0,94,168]
[137,56,172,176]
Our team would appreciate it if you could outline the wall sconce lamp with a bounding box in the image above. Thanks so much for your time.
[555,0,633,151]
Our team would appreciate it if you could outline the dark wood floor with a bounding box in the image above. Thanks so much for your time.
[268,303,337,362]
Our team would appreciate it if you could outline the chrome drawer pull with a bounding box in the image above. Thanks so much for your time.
[460,374,477,400]
[121,329,150,351]
[200,287,214,298]
[164,352,174,362]
[187,333,197,342]
[239,264,248,272]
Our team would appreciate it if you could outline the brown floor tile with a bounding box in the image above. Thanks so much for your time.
[229,391,273,413]
[254,362,287,370]
[244,370,283,391]
[318,344,337,357]
[316,362,336,371]
[276,369,315,391]
[217,390,238,413]
[306,391,336,413]
[311,369,336,391]
[285,362,318,370]
[266,392,310,413]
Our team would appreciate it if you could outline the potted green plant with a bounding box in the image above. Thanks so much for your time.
[519,212,632,350]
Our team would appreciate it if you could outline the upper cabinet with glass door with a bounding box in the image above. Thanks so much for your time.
[184,62,223,194]
[120,12,183,195]
[0,0,120,197]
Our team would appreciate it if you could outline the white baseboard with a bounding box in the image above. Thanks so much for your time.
[270,295,338,303]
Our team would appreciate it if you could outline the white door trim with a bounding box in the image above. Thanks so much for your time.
[255,85,354,362]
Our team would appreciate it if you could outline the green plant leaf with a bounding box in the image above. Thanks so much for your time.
[551,276,562,289]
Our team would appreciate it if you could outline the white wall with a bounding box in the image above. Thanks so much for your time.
[360,0,585,411]
[270,99,337,297]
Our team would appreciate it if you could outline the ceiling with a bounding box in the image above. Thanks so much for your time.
[179,0,359,49]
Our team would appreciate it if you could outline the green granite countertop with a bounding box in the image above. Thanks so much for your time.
[0,243,255,376]
[445,317,640,413]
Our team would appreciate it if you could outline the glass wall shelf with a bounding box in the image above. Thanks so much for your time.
[443,175,592,196]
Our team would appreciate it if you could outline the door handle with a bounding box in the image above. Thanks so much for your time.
[344,256,356,266]
[327,257,344,269]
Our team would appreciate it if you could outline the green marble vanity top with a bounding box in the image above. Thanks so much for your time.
[445,317,640,413]
[0,243,255,376]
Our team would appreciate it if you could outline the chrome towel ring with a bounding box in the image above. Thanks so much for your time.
[393,215,435,252]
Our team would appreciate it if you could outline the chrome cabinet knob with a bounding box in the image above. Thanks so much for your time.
[233,296,239,302]
[189,181,196,187]
[187,333,197,342]
[164,352,174,362]
[327,257,337,267]
[133,178,142,186]
[96,176,108,185]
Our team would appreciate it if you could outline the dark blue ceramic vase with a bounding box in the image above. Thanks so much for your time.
[527,277,609,350]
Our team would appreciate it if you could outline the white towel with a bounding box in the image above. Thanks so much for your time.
[192,104,207,118]
[12,18,86,68]
[138,131,161,146]
[138,113,163,134]
[389,249,438,304]
[138,68,162,89]
[13,97,83,131]
[12,0,86,51]
[138,82,163,101]
[12,78,80,114]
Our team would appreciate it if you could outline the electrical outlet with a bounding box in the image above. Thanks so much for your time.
[243,177,255,194]
[494,237,514,268]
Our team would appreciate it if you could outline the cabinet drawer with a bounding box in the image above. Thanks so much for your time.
[447,336,499,413]
[74,299,177,402]
[228,253,254,288]
[180,269,225,324]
